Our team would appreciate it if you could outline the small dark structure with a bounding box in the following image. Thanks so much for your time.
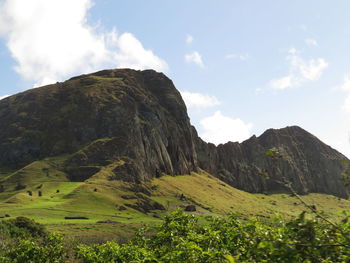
[64,216,89,220]
[97,220,117,224]
[184,205,196,212]
[180,193,186,201]
[118,205,127,211]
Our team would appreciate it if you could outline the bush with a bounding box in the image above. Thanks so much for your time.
[1,234,66,263]
[2,211,350,262]
[76,210,350,262]
[0,217,46,240]
[8,217,47,238]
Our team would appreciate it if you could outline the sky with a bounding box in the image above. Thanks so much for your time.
[0,0,350,157]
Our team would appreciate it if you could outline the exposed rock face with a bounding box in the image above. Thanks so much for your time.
[194,126,350,198]
[0,69,198,181]
[0,69,348,197]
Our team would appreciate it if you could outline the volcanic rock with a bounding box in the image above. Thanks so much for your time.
[0,69,348,197]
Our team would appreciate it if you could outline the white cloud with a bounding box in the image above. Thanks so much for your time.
[305,38,318,47]
[269,76,293,90]
[337,76,350,113]
[199,111,252,145]
[269,48,328,90]
[180,91,220,109]
[185,51,204,68]
[288,53,328,81]
[186,34,193,44]
[0,95,9,100]
[0,0,167,87]
[226,54,249,61]
[113,32,167,72]
[343,96,350,113]
[338,76,350,92]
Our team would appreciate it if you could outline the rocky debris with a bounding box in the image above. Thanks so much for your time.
[118,205,127,211]
[179,193,186,201]
[184,205,196,212]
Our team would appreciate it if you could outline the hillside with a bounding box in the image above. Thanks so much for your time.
[1,164,350,241]
[0,68,349,240]
[0,68,348,198]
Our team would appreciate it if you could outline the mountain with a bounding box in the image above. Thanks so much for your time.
[0,69,197,183]
[195,126,349,197]
[0,69,348,198]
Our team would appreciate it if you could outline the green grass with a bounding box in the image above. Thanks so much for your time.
[151,171,350,220]
[0,160,350,242]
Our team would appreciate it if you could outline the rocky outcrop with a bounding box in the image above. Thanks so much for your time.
[0,69,198,181]
[194,126,350,198]
[0,69,348,197]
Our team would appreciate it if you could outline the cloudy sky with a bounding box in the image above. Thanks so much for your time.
[0,0,349,157]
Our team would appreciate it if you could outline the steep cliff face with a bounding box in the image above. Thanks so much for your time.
[0,69,198,182]
[195,126,349,198]
[0,69,348,197]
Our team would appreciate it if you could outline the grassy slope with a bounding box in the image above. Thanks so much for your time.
[152,171,350,219]
[0,158,350,242]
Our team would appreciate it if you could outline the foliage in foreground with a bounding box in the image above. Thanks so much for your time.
[1,211,350,262]
[77,210,350,263]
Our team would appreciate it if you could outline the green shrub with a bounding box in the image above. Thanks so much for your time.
[2,211,350,262]
[1,234,66,263]
[7,217,47,238]
[0,217,46,239]
[76,210,350,262]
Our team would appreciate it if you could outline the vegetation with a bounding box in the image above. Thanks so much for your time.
[1,210,350,262]
[0,149,349,261]
[1,163,350,241]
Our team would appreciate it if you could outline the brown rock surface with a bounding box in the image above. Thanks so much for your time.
[0,69,348,197]
[0,69,198,182]
[195,126,350,197]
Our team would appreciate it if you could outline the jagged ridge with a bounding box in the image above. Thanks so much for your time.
[0,69,348,197]
[195,126,349,197]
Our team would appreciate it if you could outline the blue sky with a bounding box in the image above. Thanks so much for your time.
[0,0,350,157]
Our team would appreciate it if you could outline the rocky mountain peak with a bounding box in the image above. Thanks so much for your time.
[0,69,348,197]
[0,69,197,182]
